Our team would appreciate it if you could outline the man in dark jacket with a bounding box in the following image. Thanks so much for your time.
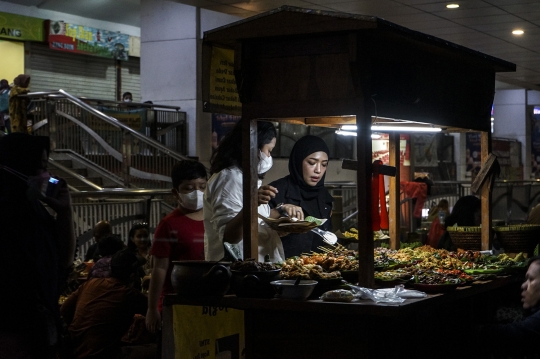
[473,257,540,358]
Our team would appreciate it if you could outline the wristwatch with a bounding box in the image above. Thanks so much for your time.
[275,203,288,217]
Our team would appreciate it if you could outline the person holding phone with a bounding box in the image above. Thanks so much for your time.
[0,132,75,358]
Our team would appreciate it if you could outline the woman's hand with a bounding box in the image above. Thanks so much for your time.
[280,204,304,221]
[258,185,278,205]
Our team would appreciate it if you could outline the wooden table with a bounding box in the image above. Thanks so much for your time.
[162,276,522,359]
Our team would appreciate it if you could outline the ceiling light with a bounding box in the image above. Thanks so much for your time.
[446,4,459,9]
[335,130,381,139]
[512,29,524,35]
[371,125,441,132]
[336,125,441,135]
[335,129,357,137]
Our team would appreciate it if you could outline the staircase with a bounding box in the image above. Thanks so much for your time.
[27,89,191,191]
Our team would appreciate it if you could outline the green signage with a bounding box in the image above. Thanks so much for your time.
[0,12,44,41]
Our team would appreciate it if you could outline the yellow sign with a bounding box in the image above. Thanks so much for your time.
[208,47,242,115]
[0,12,44,42]
[173,305,245,359]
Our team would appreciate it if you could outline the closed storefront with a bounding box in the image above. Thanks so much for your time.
[27,42,140,101]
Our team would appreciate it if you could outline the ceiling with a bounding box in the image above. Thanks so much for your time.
[5,0,540,90]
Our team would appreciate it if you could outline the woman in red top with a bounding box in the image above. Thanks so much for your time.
[145,159,207,334]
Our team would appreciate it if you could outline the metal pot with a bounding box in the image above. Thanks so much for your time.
[171,260,232,298]
[230,269,281,298]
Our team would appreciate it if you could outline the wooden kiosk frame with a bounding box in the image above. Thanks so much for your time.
[202,6,515,288]
[160,6,519,359]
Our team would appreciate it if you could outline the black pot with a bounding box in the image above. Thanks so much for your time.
[230,269,281,298]
[171,260,231,298]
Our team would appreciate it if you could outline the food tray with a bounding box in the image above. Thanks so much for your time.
[493,224,540,254]
[258,214,319,233]
[411,283,460,293]
[447,226,482,250]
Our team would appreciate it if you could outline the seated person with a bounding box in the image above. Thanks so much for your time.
[61,249,153,359]
[471,257,540,358]
[84,220,113,262]
[127,222,153,276]
[88,234,125,279]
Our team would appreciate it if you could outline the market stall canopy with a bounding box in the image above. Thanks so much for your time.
[202,5,515,132]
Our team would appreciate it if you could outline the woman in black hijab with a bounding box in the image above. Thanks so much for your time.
[269,135,334,258]
[437,195,481,250]
[0,133,75,358]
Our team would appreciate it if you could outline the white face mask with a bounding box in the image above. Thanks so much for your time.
[258,151,273,174]
[178,189,204,211]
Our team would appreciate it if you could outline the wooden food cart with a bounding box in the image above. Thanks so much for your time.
[164,6,517,359]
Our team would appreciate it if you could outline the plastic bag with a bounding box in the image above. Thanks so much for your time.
[346,284,426,304]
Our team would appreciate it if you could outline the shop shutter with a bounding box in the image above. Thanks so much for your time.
[28,43,140,101]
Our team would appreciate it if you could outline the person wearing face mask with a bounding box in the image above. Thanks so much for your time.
[145,159,207,334]
[0,133,76,358]
[268,135,334,258]
[122,91,133,102]
[203,121,295,262]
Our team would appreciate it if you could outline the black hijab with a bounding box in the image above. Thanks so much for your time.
[288,135,330,200]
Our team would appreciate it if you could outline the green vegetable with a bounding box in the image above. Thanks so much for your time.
[305,216,323,226]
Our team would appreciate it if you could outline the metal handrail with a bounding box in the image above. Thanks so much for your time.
[48,158,104,191]
[71,188,172,198]
[27,90,190,162]
[23,92,182,111]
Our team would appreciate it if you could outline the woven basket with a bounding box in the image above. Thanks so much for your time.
[447,226,482,250]
[494,224,540,254]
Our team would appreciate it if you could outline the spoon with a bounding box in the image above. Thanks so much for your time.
[294,276,302,286]
[311,227,338,245]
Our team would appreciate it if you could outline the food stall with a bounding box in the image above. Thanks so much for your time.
[164,6,517,359]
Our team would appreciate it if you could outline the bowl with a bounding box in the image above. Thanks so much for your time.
[231,269,281,298]
[171,260,231,298]
[270,280,318,300]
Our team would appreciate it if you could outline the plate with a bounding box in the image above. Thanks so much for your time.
[258,214,318,234]
[411,283,460,293]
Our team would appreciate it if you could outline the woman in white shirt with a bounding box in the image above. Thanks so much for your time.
[203,121,302,262]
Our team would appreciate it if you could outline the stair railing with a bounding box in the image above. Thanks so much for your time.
[26,90,190,189]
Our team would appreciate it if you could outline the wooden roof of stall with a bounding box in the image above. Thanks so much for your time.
[202,5,515,132]
[201,6,515,288]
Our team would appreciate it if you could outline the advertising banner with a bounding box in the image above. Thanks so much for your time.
[96,108,146,132]
[207,46,242,115]
[211,113,240,152]
[372,133,410,166]
[465,132,482,175]
[173,305,245,359]
[47,20,129,60]
[0,12,44,41]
